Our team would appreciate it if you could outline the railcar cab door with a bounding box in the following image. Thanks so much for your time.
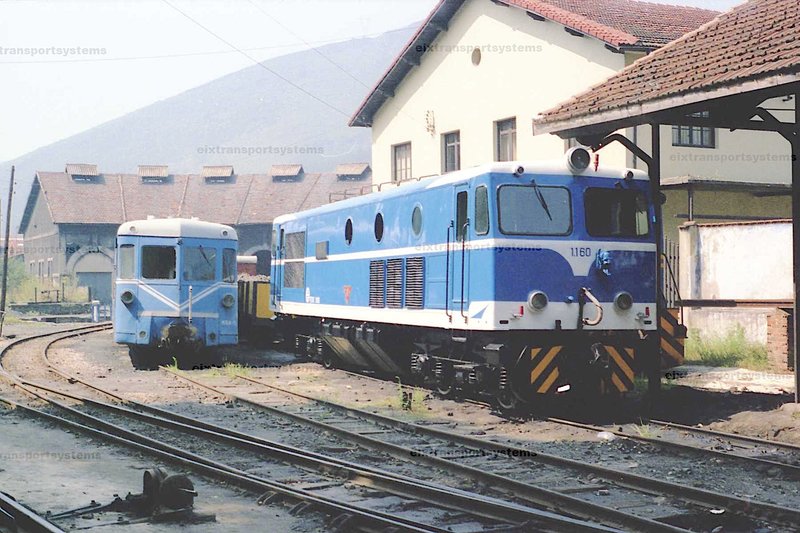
[450,184,470,322]
[180,238,219,316]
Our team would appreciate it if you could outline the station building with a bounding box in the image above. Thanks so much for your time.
[20,163,370,303]
[350,0,793,244]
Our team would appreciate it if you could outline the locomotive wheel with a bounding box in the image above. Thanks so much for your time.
[496,389,521,413]
[321,353,336,369]
[435,380,454,397]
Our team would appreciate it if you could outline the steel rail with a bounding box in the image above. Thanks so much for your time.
[224,373,800,528]
[162,369,687,533]
[17,379,610,533]
[543,416,800,476]
[0,395,435,533]
[2,327,620,533]
[0,491,65,533]
[649,418,800,453]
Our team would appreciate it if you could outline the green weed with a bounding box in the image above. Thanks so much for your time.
[685,326,769,370]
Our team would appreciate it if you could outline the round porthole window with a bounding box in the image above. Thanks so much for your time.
[374,213,384,242]
[411,205,423,236]
[471,47,481,66]
[345,218,353,245]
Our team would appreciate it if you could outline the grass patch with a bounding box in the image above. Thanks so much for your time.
[633,422,655,439]
[164,357,183,374]
[685,325,769,370]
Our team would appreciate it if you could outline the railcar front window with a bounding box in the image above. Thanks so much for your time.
[222,248,237,283]
[498,185,571,235]
[118,244,135,279]
[184,246,217,281]
[585,188,650,237]
[141,246,176,280]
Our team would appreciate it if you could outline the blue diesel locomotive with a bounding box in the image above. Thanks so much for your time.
[114,217,239,368]
[272,149,658,409]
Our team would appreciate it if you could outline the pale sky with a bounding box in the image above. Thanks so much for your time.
[0,0,744,163]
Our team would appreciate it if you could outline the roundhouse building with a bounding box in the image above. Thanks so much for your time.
[20,163,370,303]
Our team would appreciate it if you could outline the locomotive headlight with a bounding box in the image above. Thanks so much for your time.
[614,291,633,311]
[221,294,235,308]
[527,291,548,311]
[120,290,135,305]
[566,147,591,174]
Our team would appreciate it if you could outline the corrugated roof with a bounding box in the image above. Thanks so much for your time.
[138,165,169,178]
[20,168,360,232]
[335,163,371,176]
[201,165,234,178]
[270,164,304,177]
[349,0,718,127]
[533,0,800,131]
[65,163,98,176]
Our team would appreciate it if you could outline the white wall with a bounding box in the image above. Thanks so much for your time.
[369,0,629,184]
[679,220,792,300]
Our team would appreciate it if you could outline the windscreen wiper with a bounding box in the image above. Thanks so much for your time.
[531,179,553,221]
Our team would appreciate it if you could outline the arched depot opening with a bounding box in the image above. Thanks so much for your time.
[69,247,114,303]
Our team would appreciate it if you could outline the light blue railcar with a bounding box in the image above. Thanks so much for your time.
[272,149,662,409]
[113,217,238,368]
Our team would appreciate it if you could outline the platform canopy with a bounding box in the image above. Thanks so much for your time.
[532,0,800,401]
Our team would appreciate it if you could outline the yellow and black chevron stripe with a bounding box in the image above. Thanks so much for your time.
[659,308,686,369]
[601,344,636,393]
[528,346,564,394]
[527,343,638,395]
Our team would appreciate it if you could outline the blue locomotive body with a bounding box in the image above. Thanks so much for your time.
[272,151,659,407]
[113,217,239,368]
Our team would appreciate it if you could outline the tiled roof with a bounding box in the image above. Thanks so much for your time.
[201,165,234,178]
[138,165,169,178]
[270,164,304,177]
[65,163,98,176]
[335,163,371,176]
[20,169,359,232]
[533,0,800,130]
[528,0,718,48]
[349,0,717,127]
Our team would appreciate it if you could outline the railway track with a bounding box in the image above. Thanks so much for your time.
[0,326,623,533]
[161,368,800,532]
[333,364,800,478]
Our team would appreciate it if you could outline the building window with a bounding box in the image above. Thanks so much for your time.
[442,131,461,172]
[672,112,716,148]
[495,118,516,161]
[392,142,412,182]
[47,258,53,279]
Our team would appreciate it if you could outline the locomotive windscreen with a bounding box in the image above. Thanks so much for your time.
[183,246,217,281]
[498,185,571,235]
[141,246,176,280]
[584,188,649,237]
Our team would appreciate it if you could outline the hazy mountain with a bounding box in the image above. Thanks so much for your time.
[1,26,415,231]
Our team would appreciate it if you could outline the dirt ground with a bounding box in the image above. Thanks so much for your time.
[2,319,799,533]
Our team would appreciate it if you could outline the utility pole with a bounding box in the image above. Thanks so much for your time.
[0,166,15,338]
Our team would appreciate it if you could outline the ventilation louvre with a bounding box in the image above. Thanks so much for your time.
[386,258,404,308]
[405,257,424,309]
[369,260,385,308]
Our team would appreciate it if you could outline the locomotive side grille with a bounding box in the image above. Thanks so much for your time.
[369,260,385,308]
[405,257,424,309]
[386,258,404,309]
